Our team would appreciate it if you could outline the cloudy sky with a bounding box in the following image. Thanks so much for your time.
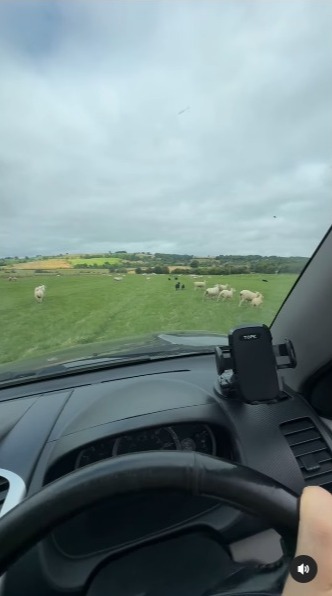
[0,1,331,258]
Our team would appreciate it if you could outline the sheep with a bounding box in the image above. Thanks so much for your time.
[181,284,185,290]
[218,288,236,301]
[146,277,151,280]
[204,284,229,298]
[239,290,259,306]
[175,282,181,290]
[113,276,123,281]
[204,286,222,298]
[194,281,206,290]
[251,292,264,307]
[34,285,46,303]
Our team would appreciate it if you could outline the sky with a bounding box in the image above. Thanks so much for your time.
[0,0,331,258]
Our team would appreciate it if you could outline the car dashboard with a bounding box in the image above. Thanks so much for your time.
[0,352,332,595]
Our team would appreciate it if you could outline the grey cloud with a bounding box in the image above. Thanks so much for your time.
[0,0,331,258]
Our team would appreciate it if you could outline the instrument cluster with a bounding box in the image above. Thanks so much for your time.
[75,423,217,469]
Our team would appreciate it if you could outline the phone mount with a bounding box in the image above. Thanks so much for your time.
[215,324,296,404]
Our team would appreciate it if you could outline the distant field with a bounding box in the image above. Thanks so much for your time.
[0,256,122,270]
[0,274,297,365]
[69,257,122,266]
[10,259,72,270]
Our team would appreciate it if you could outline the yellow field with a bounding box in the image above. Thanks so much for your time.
[14,259,72,270]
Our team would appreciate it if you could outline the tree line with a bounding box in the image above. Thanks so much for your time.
[0,252,308,275]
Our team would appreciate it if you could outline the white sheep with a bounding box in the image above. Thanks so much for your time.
[218,288,236,301]
[204,285,222,298]
[216,283,230,291]
[34,285,46,303]
[113,277,123,281]
[251,292,264,307]
[239,290,259,306]
[194,281,206,290]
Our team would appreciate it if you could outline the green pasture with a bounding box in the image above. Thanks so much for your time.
[0,273,297,365]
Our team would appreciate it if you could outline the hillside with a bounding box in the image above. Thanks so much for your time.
[0,252,309,275]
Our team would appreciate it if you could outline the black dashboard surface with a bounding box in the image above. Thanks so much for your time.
[1,353,332,595]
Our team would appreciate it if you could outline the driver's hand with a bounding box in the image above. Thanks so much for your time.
[282,485,332,595]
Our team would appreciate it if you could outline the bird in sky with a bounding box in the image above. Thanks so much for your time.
[177,106,190,115]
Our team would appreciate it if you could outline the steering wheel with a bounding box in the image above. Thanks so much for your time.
[0,451,299,595]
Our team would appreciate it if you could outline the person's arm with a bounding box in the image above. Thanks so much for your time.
[282,485,332,595]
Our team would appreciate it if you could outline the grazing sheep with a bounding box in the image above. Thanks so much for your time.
[175,282,181,290]
[251,292,264,307]
[239,290,259,306]
[262,279,268,283]
[113,276,123,281]
[181,284,185,290]
[218,288,236,301]
[34,285,46,303]
[194,281,206,290]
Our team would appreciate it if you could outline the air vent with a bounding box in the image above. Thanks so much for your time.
[0,476,10,514]
[280,418,332,491]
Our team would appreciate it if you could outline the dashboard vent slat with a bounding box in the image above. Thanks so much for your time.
[281,419,316,434]
[316,450,332,464]
[302,461,332,479]
[292,439,326,457]
[305,472,332,487]
[280,418,332,491]
[287,428,319,446]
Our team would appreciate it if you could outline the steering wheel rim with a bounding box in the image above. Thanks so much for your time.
[0,451,299,577]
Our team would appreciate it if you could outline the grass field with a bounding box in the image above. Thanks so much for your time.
[69,257,122,266]
[0,273,297,365]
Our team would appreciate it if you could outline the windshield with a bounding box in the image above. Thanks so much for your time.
[0,1,331,376]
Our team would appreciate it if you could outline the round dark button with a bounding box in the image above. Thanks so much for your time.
[290,555,317,583]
